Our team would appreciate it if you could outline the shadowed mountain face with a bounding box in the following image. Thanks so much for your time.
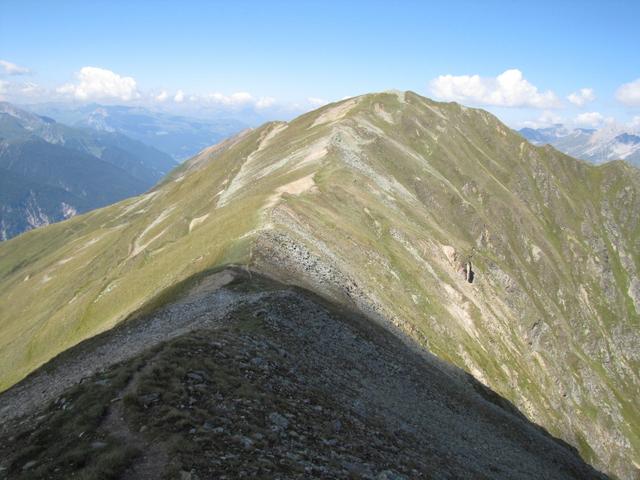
[0,102,178,183]
[0,102,177,239]
[0,91,638,478]
[0,270,606,479]
[26,102,249,161]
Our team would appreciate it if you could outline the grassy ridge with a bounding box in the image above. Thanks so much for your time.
[1,91,638,478]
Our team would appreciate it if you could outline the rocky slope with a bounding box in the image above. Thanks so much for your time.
[0,91,638,478]
[0,269,605,479]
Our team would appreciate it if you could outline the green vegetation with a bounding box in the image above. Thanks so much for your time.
[0,91,638,478]
[1,359,142,479]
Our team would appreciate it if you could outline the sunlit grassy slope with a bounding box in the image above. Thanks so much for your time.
[0,91,638,478]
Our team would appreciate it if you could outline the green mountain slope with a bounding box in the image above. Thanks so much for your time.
[0,91,638,478]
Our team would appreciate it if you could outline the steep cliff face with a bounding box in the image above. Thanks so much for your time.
[0,91,638,478]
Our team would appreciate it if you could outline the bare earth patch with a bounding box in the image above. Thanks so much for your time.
[310,98,359,128]
[264,173,317,209]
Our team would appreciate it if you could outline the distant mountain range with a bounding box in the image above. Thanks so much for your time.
[0,102,177,240]
[26,103,248,161]
[519,124,640,167]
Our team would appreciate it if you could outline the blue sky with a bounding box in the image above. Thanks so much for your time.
[1,0,639,128]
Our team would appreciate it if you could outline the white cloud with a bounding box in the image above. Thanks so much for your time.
[57,66,138,101]
[198,91,280,109]
[0,63,291,113]
[307,97,328,107]
[202,91,255,106]
[567,88,595,107]
[19,81,44,96]
[155,90,169,102]
[616,78,640,106]
[521,110,564,128]
[0,60,30,75]
[574,111,606,128]
[255,96,276,109]
[169,90,277,109]
[229,92,253,104]
[0,62,293,113]
[430,69,560,108]
[628,116,640,132]
[0,80,46,101]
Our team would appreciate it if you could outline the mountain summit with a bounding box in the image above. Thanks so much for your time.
[0,91,638,478]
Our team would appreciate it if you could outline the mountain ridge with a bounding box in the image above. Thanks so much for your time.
[0,267,606,479]
[0,91,638,478]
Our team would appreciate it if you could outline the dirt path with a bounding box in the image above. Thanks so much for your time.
[0,268,266,427]
[101,354,168,480]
